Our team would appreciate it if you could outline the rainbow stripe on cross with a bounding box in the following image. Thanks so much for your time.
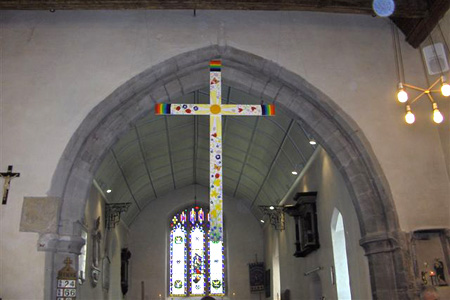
[210,60,221,72]
[261,104,275,116]
[155,103,171,115]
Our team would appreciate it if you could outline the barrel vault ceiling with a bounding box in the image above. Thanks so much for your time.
[94,85,317,226]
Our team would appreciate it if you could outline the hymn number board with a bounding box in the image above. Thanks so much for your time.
[56,257,77,300]
[57,279,76,299]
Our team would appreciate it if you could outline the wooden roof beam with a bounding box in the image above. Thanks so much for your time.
[392,0,450,48]
[1,0,447,48]
[0,0,428,18]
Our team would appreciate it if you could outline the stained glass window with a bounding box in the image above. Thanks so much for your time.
[169,206,225,297]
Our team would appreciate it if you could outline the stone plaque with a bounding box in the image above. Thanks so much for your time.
[20,197,60,233]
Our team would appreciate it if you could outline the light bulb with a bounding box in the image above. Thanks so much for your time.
[269,206,275,210]
[397,89,408,103]
[309,140,317,145]
[106,189,112,193]
[405,105,415,124]
[441,83,450,97]
[291,170,298,175]
[260,220,265,223]
[433,105,444,124]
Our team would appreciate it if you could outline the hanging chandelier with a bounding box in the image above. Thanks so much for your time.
[392,22,450,124]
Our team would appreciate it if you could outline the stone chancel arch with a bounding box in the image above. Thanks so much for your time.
[46,45,412,299]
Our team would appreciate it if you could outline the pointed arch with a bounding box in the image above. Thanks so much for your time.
[47,45,412,299]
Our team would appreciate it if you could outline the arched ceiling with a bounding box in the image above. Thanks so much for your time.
[94,85,316,225]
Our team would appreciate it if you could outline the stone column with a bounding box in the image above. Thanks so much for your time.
[360,231,415,299]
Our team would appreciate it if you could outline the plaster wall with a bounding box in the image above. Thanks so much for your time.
[265,147,371,300]
[127,185,264,300]
[77,186,129,300]
[0,9,449,299]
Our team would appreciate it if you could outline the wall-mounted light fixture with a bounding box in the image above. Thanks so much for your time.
[259,205,285,231]
[105,203,131,229]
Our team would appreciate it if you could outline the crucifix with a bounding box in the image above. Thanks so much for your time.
[1,165,20,205]
[156,60,275,243]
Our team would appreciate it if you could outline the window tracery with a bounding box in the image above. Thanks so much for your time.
[169,206,225,297]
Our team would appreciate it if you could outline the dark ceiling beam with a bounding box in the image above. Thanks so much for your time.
[1,0,447,48]
[0,0,427,18]
[250,119,295,208]
[111,148,142,211]
[392,0,450,48]
[135,126,158,199]
[164,116,177,190]
[233,118,260,198]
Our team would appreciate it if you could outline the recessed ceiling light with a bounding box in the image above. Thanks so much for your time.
[291,170,298,175]
[106,189,112,193]
[309,140,317,145]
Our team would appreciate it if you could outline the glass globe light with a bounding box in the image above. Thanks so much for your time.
[441,83,450,97]
[405,105,415,124]
[397,89,408,103]
[433,106,444,124]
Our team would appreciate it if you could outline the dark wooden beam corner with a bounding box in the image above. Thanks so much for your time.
[392,0,450,48]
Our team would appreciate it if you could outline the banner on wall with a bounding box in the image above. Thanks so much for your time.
[248,262,265,293]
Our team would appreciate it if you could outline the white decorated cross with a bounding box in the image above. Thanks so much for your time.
[156,60,275,243]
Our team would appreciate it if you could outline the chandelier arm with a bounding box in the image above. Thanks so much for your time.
[409,91,427,104]
[425,93,435,103]
[403,83,426,92]
[437,23,449,56]
[420,47,433,87]
[429,77,443,89]
[429,34,446,77]
[391,22,403,83]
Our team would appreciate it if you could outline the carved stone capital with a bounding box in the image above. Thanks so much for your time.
[360,230,415,299]
[359,231,408,256]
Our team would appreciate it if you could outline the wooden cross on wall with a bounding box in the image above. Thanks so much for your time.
[1,165,20,205]
[156,60,275,242]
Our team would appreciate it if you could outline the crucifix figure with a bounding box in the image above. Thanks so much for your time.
[1,165,20,205]
[156,60,275,243]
